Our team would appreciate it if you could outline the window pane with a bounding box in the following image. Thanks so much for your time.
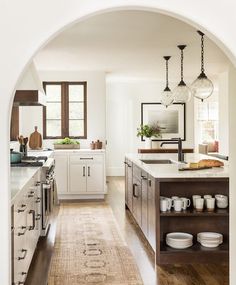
[69,85,84,101]
[69,103,84,119]
[46,120,61,136]
[46,102,61,119]
[208,102,218,121]
[46,85,61,102]
[197,102,208,120]
[69,120,84,136]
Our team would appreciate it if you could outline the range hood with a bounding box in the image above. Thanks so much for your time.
[14,62,46,106]
[14,90,46,106]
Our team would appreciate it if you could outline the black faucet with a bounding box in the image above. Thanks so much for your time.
[160,138,184,162]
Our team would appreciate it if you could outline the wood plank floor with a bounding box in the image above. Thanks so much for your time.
[25,176,229,285]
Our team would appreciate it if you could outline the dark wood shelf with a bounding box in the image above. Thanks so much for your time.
[160,241,229,253]
[158,242,229,264]
[160,208,229,217]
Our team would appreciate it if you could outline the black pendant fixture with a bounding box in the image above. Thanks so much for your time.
[161,56,174,107]
[191,31,214,101]
[173,45,191,103]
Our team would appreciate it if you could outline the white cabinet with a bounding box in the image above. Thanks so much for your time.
[54,150,106,199]
[54,154,68,194]
[12,170,41,285]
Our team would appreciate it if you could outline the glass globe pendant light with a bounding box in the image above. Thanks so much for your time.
[173,45,191,103]
[191,31,214,101]
[161,56,174,107]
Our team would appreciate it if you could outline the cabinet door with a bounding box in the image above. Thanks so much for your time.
[86,162,104,192]
[54,155,68,193]
[148,175,156,250]
[132,176,142,227]
[141,172,148,238]
[127,161,133,211]
[69,162,87,193]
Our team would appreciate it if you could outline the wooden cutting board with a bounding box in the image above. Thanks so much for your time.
[179,166,212,171]
[29,128,42,149]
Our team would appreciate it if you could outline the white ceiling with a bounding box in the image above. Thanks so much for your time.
[34,10,230,81]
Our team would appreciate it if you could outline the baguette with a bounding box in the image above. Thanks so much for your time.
[198,159,224,168]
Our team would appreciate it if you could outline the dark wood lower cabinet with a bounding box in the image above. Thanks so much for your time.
[125,158,133,211]
[132,176,142,227]
[141,171,148,238]
[125,159,229,265]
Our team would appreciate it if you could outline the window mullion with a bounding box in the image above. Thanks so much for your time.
[61,82,69,138]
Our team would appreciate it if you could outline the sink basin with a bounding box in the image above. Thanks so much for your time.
[140,159,173,164]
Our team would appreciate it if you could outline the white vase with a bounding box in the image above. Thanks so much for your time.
[145,137,152,149]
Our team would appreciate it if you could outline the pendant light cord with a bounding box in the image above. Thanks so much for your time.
[181,49,184,81]
[201,33,205,73]
[166,59,169,87]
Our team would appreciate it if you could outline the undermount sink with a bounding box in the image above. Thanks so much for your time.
[140,159,173,164]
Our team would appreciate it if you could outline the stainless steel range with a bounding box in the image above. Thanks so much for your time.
[41,157,56,236]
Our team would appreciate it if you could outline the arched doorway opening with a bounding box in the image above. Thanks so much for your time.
[3,3,236,282]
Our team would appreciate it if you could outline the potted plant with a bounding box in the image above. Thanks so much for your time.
[137,124,162,149]
[54,137,80,149]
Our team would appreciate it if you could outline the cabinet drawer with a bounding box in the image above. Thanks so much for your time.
[70,154,103,163]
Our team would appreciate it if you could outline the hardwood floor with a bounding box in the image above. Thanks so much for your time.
[25,176,229,285]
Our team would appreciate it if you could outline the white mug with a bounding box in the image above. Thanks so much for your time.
[192,195,201,208]
[172,198,183,212]
[195,198,204,212]
[180,197,191,210]
[160,199,169,212]
[165,198,172,211]
[206,197,215,212]
[204,195,212,207]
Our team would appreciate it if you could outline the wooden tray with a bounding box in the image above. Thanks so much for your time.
[179,166,212,171]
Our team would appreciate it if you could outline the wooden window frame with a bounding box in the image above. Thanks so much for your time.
[43,81,87,139]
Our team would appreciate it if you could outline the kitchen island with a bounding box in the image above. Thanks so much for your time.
[125,153,229,265]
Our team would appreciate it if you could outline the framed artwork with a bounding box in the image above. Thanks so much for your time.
[141,103,186,141]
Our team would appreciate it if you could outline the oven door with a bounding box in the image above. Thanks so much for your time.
[41,183,51,235]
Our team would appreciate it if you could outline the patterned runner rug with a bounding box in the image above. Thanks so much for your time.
[48,203,143,285]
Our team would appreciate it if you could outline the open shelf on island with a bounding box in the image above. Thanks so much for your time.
[158,242,229,264]
[160,208,229,217]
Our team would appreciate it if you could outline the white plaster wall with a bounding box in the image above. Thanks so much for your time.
[106,80,194,175]
[1,1,236,284]
[19,106,43,140]
[218,71,229,155]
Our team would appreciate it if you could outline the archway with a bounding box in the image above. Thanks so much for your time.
[1,2,236,284]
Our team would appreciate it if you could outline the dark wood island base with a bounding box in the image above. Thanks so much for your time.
[124,157,229,265]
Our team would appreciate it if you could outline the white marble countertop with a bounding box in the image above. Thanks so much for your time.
[53,148,105,153]
[11,150,53,204]
[125,153,229,179]
[11,167,40,204]
[27,150,54,157]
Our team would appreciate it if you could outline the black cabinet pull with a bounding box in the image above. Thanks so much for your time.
[133,184,139,198]
[17,204,26,213]
[28,190,35,198]
[17,226,27,236]
[141,175,147,180]
[128,164,132,168]
[88,166,91,177]
[18,249,27,260]
[35,197,41,203]
[80,157,93,160]
[148,179,152,187]
[83,166,85,177]
[124,161,127,165]
[29,210,35,231]
[35,214,41,221]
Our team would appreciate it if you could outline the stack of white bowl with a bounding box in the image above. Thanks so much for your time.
[197,232,223,248]
[215,194,228,208]
[166,232,193,249]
